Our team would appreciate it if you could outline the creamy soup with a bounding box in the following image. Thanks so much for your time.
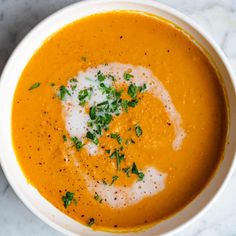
[12,11,227,231]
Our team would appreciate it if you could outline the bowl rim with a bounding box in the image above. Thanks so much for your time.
[0,0,235,235]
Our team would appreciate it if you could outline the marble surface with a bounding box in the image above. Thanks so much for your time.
[0,0,236,235]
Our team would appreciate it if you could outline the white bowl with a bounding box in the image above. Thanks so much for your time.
[0,0,235,235]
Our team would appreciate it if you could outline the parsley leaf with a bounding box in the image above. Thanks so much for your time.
[110,133,122,144]
[125,138,135,145]
[131,162,145,181]
[94,192,102,203]
[128,83,138,98]
[86,131,99,145]
[105,149,111,154]
[122,167,131,177]
[89,106,96,120]
[62,135,67,142]
[62,192,75,208]
[123,72,134,81]
[139,83,147,92]
[97,71,106,82]
[29,82,40,90]
[135,125,142,137]
[78,89,89,101]
[59,85,71,100]
[121,100,129,112]
[128,99,139,107]
[71,137,84,151]
[110,175,119,185]
[87,218,95,226]
[109,149,125,170]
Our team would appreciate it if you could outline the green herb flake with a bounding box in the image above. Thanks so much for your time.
[71,85,77,91]
[94,192,102,203]
[128,99,139,107]
[62,192,75,208]
[71,137,84,151]
[121,100,129,112]
[59,85,71,100]
[86,131,99,145]
[102,179,108,185]
[109,149,125,170]
[116,153,125,170]
[89,106,96,120]
[79,100,86,106]
[122,167,131,177]
[87,218,95,227]
[78,88,91,104]
[62,135,67,142]
[97,71,106,82]
[135,125,142,137]
[105,149,111,154]
[125,138,135,145]
[139,83,147,92]
[131,162,145,181]
[108,74,116,81]
[110,175,119,185]
[123,72,134,81]
[29,82,40,90]
[128,83,138,99]
[70,78,78,82]
[110,133,122,144]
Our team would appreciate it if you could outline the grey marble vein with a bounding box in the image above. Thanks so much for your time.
[0,0,236,235]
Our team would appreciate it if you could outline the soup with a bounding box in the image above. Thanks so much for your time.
[12,11,227,231]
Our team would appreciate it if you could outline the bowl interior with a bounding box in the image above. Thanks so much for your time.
[0,0,235,235]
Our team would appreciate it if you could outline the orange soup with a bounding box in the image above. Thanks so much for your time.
[12,11,227,231]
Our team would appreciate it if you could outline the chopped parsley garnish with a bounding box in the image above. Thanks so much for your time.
[109,149,125,170]
[78,88,92,106]
[70,78,78,82]
[122,167,131,177]
[86,131,99,145]
[131,162,145,181]
[105,149,111,154]
[78,88,89,100]
[87,218,95,227]
[128,83,138,98]
[108,74,116,81]
[121,100,129,112]
[110,133,122,144]
[102,179,108,185]
[59,85,71,100]
[71,85,77,91]
[94,192,102,203]
[97,71,106,82]
[139,83,147,92]
[89,106,96,120]
[62,192,75,208]
[71,137,84,151]
[123,72,133,81]
[135,125,142,137]
[110,175,119,185]
[62,135,67,142]
[29,82,40,90]
[125,138,135,145]
[127,98,139,107]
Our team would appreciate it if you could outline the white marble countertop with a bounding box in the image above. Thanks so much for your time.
[0,0,235,235]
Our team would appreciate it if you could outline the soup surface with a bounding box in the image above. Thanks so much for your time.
[12,11,227,231]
